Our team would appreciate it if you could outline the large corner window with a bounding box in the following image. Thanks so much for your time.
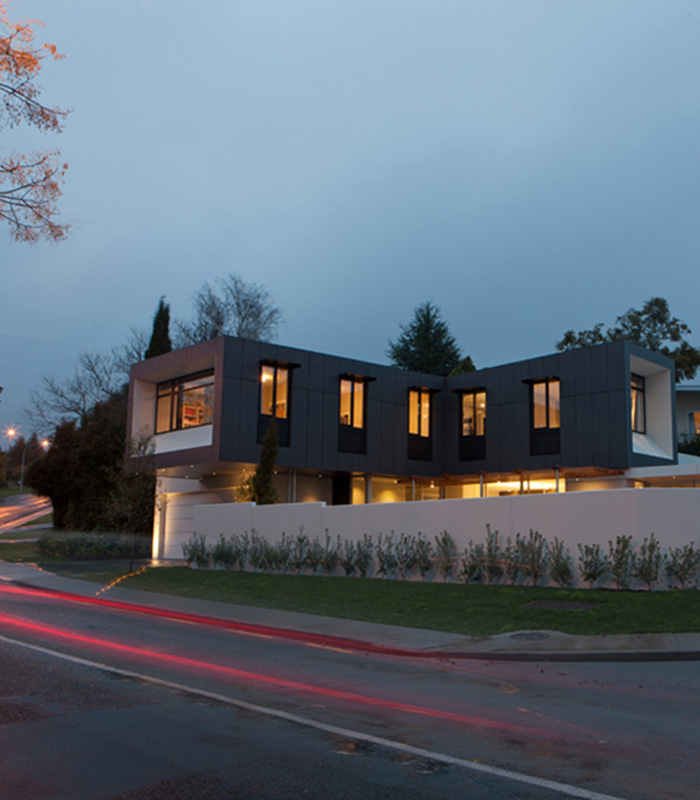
[631,374,646,434]
[529,378,560,455]
[339,375,370,454]
[460,389,486,461]
[155,371,214,434]
[259,361,295,446]
[408,387,434,460]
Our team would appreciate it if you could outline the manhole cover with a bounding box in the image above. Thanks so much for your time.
[510,632,551,641]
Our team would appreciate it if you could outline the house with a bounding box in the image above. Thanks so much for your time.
[127,337,682,559]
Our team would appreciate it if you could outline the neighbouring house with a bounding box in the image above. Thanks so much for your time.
[126,336,699,561]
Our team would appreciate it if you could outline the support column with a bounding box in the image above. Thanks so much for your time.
[364,474,372,504]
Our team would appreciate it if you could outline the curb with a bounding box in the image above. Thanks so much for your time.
[5,581,700,663]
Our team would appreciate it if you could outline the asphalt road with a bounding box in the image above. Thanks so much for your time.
[0,583,697,800]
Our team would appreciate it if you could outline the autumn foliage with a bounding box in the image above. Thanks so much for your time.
[0,1,68,242]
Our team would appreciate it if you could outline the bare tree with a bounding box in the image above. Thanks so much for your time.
[175,273,283,346]
[26,327,148,431]
[1,2,70,242]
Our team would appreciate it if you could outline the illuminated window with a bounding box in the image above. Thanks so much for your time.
[339,377,364,428]
[260,363,289,419]
[631,374,645,434]
[532,379,560,429]
[409,389,431,437]
[461,390,486,436]
[155,371,214,434]
[689,411,700,435]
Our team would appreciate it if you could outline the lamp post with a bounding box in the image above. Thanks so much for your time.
[4,427,17,486]
[18,438,50,494]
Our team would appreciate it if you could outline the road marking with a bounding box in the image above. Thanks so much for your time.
[0,632,626,800]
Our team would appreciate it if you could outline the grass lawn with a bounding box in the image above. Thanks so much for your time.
[19,512,53,527]
[0,485,29,500]
[77,567,700,637]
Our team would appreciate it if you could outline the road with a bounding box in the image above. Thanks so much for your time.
[0,582,697,799]
[0,493,51,532]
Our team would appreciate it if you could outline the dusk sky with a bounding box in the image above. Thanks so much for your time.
[2,0,699,438]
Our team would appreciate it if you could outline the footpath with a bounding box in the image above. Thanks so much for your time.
[1,559,699,662]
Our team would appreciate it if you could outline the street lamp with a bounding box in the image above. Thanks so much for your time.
[3,427,17,486]
[18,437,51,494]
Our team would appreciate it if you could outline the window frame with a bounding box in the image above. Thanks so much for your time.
[631,373,646,434]
[526,376,561,456]
[339,375,366,430]
[155,370,215,434]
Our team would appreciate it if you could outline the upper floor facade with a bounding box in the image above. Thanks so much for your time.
[127,336,677,500]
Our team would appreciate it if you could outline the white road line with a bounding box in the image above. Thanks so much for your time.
[0,633,626,800]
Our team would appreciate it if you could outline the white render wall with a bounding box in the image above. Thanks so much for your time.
[182,488,700,585]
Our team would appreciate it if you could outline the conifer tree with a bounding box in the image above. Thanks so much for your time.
[145,297,172,359]
[388,301,467,376]
[250,419,279,505]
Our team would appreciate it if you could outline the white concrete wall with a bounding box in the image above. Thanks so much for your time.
[184,488,700,585]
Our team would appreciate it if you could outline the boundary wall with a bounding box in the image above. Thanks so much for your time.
[163,489,700,585]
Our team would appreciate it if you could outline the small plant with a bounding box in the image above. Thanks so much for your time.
[321,532,340,576]
[414,533,433,580]
[484,524,503,584]
[609,535,634,590]
[666,543,700,590]
[520,529,548,586]
[434,530,457,581]
[633,533,664,591]
[355,533,374,578]
[340,539,357,576]
[291,527,309,573]
[248,531,266,571]
[376,532,398,579]
[273,532,293,573]
[460,540,485,584]
[211,534,238,569]
[395,532,418,579]
[306,536,325,575]
[182,533,209,569]
[549,537,573,588]
[236,532,251,571]
[577,543,608,588]
[502,535,521,586]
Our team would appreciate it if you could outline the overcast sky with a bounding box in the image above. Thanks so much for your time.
[2,0,699,438]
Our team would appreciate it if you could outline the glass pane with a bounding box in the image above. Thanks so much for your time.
[275,367,288,418]
[533,382,547,428]
[409,390,419,435]
[475,391,486,436]
[548,380,560,429]
[692,412,700,435]
[421,391,430,438]
[353,381,364,428]
[632,387,645,433]
[180,385,213,428]
[181,373,213,391]
[260,365,274,415]
[156,394,171,433]
[462,394,474,436]
[339,379,352,425]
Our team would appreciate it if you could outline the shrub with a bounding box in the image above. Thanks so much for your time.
[434,530,457,581]
[414,533,433,580]
[577,543,608,588]
[460,540,485,584]
[291,527,309,573]
[38,532,151,561]
[666,543,700,590]
[340,539,356,576]
[502,535,521,586]
[376,532,398,579]
[395,533,417,579]
[609,535,634,590]
[549,537,573,588]
[321,532,340,576]
[306,537,325,575]
[355,533,374,578]
[211,534,238,569]
[520,529,548,586]
[484,524,503,584]
[633,533,663,591]
[181,533,209,568]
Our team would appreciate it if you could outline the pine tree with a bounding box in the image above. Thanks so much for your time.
[387,301,466,376]
[145,297,172,359]
[250,419,279,504]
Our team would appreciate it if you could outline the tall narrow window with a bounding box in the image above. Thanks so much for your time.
[459,389,486,461]
[409,389,431,437]
[532,379,560,429]
[338,374,369,454]
[260,364,289,419]
[631,374,646,434]
[529,378,560,455]
[339,377,364,428]
[155,371,214,434]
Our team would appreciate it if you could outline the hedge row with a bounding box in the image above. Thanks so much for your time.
[38,532,151,560]
[182,526,700,590]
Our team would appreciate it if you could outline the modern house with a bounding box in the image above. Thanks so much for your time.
[127,337,684,559]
